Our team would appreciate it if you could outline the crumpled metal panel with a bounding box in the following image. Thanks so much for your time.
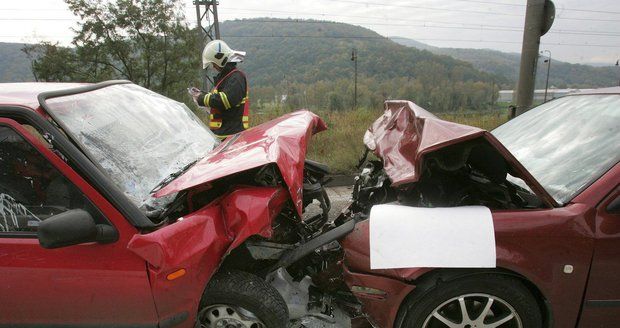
[155,110,326,216]
[363,100,484,187]
[364,100,556,206]
[219,186,290,253]
[127,186,288,324]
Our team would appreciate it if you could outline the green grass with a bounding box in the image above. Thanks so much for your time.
[251,108,511,174]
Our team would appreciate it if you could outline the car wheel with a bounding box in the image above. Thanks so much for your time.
[397,274,542,328]
[198,270,289,328]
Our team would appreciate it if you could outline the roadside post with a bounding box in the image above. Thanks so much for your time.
[515,0,555,116]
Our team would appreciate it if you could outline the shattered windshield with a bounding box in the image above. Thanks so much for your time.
[45,84,219,213]
[492,94,620,205]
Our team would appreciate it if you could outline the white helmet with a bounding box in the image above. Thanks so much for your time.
[202,40,244,69]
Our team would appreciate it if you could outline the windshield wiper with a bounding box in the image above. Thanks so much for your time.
[150,159,200,194]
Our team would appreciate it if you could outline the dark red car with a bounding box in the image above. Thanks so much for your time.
[0,81,350,328]
[337,88,620,328]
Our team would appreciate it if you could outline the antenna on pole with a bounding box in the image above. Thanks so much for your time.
[194,0,221,88]
[351,48,358,111]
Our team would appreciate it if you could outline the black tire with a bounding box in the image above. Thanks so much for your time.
[396,274,542,328]
[198,270,289,328]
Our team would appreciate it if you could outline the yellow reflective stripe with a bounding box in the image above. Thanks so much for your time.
[240,96,248,104]
[219,92,232,109]
[209,121,222,128]
[204,93,212,106]
[242,116,249,122]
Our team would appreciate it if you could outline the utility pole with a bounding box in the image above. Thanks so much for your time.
[541,50,551,102]
[195,0,220,42]
[616,59,619,86]
[490,79,496,110]
[194,0,220,88]
[351,48,358,110]
[515,0,555,116]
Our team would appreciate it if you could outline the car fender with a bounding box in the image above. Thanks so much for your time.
[127,186,289,326]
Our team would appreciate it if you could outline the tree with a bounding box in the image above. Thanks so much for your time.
[22,42,80,82]
[24,0,201,101]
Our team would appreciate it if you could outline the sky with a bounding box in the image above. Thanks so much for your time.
[1,0,619,65]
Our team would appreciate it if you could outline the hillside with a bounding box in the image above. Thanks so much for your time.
[220,19,506,85]
[391,36,618,89]
[219,19,505,112]
[0,42,34,82]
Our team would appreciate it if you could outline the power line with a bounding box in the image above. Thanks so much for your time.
[218,12,619,37]
[219,34,620,47]
[555,6,620,15]
[224,19,620,38]
[0,18,75,21]
[3,16,620,39]
[323,0,620,21]
[217,5,620,23]
[2,32,619,49]
[429,0,620,15]
[1,2,620,17]
[327,0,520,16]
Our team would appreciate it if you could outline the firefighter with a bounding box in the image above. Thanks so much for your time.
[190,40,249,139]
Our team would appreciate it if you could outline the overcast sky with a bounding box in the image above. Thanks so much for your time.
[1,0,619,65]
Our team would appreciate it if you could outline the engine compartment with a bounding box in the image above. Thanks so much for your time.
[351,138,544,216]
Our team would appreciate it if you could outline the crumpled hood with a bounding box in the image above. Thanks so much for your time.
[155,110,327,215]
[363,101,555,207]
[364,100,485,187]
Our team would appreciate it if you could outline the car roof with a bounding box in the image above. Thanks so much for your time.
[0,82,88,109]
[570,86,620,96]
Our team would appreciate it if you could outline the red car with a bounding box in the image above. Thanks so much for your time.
[0,81,348,328]
[337,88,620,327]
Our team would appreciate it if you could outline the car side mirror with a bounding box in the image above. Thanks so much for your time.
[37,209,118,249]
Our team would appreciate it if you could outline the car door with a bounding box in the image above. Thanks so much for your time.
[578,182,620,327]
[0,117,158,327]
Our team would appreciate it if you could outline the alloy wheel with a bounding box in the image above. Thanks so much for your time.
[198,304,266,328]
[422,293,523,328]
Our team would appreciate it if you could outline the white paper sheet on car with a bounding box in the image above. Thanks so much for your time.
[370,205,496,269]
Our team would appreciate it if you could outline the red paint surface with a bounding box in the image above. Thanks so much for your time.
[342,264,416,328]
[342,100,619,327]
[155,110,326,216]
[127,186,288,326]
[1,83,323,326]
[577,166,620,327]
[364,100,556,206]
[342,203,600,328]
[0,118,158,326]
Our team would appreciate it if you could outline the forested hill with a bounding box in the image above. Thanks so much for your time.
[0,42,34,82]
[220,19,504,86]
[219,18,505,111]
[391,36,618,89]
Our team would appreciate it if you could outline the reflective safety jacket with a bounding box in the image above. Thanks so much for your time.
[197,65,249,138]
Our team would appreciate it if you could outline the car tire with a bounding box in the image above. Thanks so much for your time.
[396,274,542,328]
[198,270,289,328]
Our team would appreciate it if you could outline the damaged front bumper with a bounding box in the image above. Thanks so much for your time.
[342,265,416,328]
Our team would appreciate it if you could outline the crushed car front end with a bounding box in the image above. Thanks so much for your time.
[36,81,353,327]
[333,95,619,327]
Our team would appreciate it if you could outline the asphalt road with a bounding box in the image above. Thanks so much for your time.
[304,185,353,222]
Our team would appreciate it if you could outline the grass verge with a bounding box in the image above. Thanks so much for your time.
[252,108,511,174]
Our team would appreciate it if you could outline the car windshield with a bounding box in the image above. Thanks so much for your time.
[492,94,620,205]
[45,84,219,212]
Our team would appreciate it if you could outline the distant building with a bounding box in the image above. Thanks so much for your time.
[498,88,596,103]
